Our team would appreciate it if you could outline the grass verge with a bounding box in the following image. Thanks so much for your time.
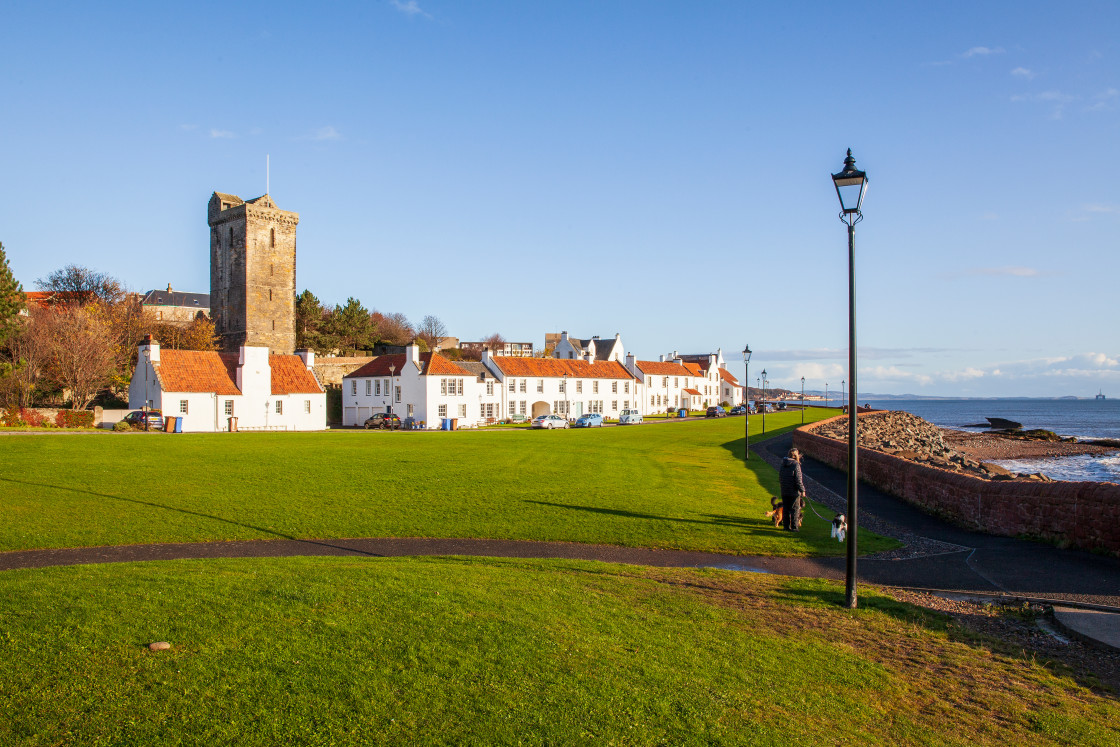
[0,557,1114,746]
[0,411,895,557]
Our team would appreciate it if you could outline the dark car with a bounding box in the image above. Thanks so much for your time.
[776,402,787,411]
[705,406,727,418]
[364,412,402,430]
[729,405,747,415]
[123,410,164,430]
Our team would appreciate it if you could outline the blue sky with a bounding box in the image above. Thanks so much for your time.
[1,1,1117,397]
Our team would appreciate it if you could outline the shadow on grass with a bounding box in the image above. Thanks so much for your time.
[772,578,1119,700]
[0,476,383,557]
[524,500,765,529]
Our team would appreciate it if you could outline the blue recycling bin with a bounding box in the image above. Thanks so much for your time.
[173,417,183,433]
[678,408,687,418]
[441,418,451,431]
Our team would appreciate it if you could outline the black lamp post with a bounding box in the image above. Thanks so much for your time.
[832,147,869,610]
[389,364,396,414]
[760,369,767,433]
[825,382,828,408]
[842,379,846,413]
[742,345,751,462]
[801,376,805,424]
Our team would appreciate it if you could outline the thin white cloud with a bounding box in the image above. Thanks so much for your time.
[1010,90,1075,119]
[210,128,236,139]
[391,0,431,18]
[963,46,1005,58]
[945,266,1048,279]
[310,126,343,141]
[1066,203,1120,222]
[1086,87,1119,112]
[1010,67,1035,79]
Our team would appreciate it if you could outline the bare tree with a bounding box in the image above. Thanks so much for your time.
[41,305,117,409]
[416,315,448,349]
[36,265,124,305]
[1,309,50,407]
[372,311,414,346]
[483,332,506,353]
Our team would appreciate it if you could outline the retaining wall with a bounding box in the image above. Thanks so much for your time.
[793,415,1120,556]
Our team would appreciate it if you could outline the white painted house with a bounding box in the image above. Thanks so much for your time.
[552,331,625,363]
[128,336,326,432]
[482,351,641,420]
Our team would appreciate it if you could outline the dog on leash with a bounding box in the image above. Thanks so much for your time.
[831,514,848,542]
[765,496,803,530]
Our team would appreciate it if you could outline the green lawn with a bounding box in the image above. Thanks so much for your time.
[0,410,895,556]
[0,556,1114,746]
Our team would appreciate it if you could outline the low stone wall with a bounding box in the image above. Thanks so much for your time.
[793,415,1120,556]
[312,357,369,387]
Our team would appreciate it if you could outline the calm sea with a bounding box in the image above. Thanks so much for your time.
[860,398,1120,483]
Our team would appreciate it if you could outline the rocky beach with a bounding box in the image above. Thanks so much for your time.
[812,410,1120,482]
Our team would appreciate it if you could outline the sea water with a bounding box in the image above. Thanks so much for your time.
[859,398,1120,484]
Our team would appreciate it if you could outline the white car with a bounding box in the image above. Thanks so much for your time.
[532,414,569,429]
[618,409,643,425]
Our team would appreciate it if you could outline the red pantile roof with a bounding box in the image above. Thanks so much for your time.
[153,350,322,395]
[491,357,638,380]
[718,368,740,385]
[269,355,324,394]
[23,290,91,309]
[154,350,241,395]
[344,352,472,379]
[683,388,702,396]
[635,360,692,376]
[682,362,703,377]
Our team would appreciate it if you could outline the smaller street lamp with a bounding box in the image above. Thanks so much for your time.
[742,344,751,462]
[562,373,569,421]
[389,364,396,414]
[842,379,846,413]
[760,369,767,434]
[825,382,828,408]
[801,376,805,424]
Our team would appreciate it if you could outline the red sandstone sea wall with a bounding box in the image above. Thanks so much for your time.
[793,415,1120,556]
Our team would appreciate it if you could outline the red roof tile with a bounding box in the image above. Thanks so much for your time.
[491,357,638,380]
[683,388,702,396]
[154,350,241,395]
[344,352,472,379]
[635,360,692,376]
[682,362,703,377]
[718,368,740,385]
[269,355,323,395]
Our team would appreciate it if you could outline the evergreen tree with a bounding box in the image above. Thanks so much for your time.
[0,242,26,345]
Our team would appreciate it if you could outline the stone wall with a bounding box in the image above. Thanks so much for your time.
[793,414,1120,556]
[312,357,369,387]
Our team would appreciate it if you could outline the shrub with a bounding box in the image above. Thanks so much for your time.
[55,410,95,429]
[1,405,25,427]
[113,420,131,432]
[21,409,47,427]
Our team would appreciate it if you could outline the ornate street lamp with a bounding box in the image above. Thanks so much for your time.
[801,376,805,424]
[742,344,751,462]
[389,364,396,414]
[832,148,868,610]
[760,369,767,434]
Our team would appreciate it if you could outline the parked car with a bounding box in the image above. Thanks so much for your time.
[123,410,164,430]
[729,405,747,415]
[705,406,727,418]
[574,413,604,428]
[618,409,643,425]
[364,412,402,430]
[532,414,569,429]
[776,402,787,411]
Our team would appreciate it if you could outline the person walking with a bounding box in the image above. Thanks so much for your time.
[779,448,806,531]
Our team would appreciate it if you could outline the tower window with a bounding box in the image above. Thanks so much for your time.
[272,319,276,331]
[269,289,273,302]
[270,263,274,276]
[270,228,276,248]
[228,227,233,245]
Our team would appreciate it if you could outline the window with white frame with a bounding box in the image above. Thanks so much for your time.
[650,395,655,406]
[558,380,566,393]
[224,400,234,416]
[458,379,464,395]
[675,395,679,406]
[486,381,494,395]
[458,404,466,417]
[439,404,447,417]
[275,400,283,414]
[441,379,447,396]
[383,378,390,394]
[408,404,415,417]
[304,400,311,413]
[624,381,629,393]
[366,380,371,395]
[179,400,188,414]
[662,377,668,387]
[509,379,516,392]
[623,400,629,409]
[593,381,599,394]
[520,379,527,393]
[576,380,583,393]
[647,377,652,386]
[536,379,544,393]
[611,381,617,393]
[375,380,381,396]
[674,377,679,387]
[351,380,357,395]
[395,386,401,402]
[611,400,617,411]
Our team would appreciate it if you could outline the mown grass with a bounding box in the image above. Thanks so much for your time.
[0,557,1114,746]
[0,410,895,557]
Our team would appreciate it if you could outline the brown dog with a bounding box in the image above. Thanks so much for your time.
[765,496,803,529]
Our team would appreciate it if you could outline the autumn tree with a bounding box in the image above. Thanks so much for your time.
[1,308,49,407]
[371,310,413,346]
[40,305,116,410]
[0,242,25,345]
[36,264,124,305]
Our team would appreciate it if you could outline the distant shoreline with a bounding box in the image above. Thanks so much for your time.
[943,429,1119,462]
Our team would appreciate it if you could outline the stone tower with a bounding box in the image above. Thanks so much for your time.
[208,192,299,354]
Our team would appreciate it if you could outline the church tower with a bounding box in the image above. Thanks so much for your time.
[208,192,299,354]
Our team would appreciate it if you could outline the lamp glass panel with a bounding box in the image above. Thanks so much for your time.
[835,180,866,212]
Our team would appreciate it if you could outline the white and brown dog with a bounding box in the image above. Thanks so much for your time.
[765,497,803,530]
[831,514,848,542]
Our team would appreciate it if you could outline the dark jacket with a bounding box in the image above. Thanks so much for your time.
[779,457,805,498]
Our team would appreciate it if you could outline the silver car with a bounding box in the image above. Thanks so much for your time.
[532,414,569,429]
